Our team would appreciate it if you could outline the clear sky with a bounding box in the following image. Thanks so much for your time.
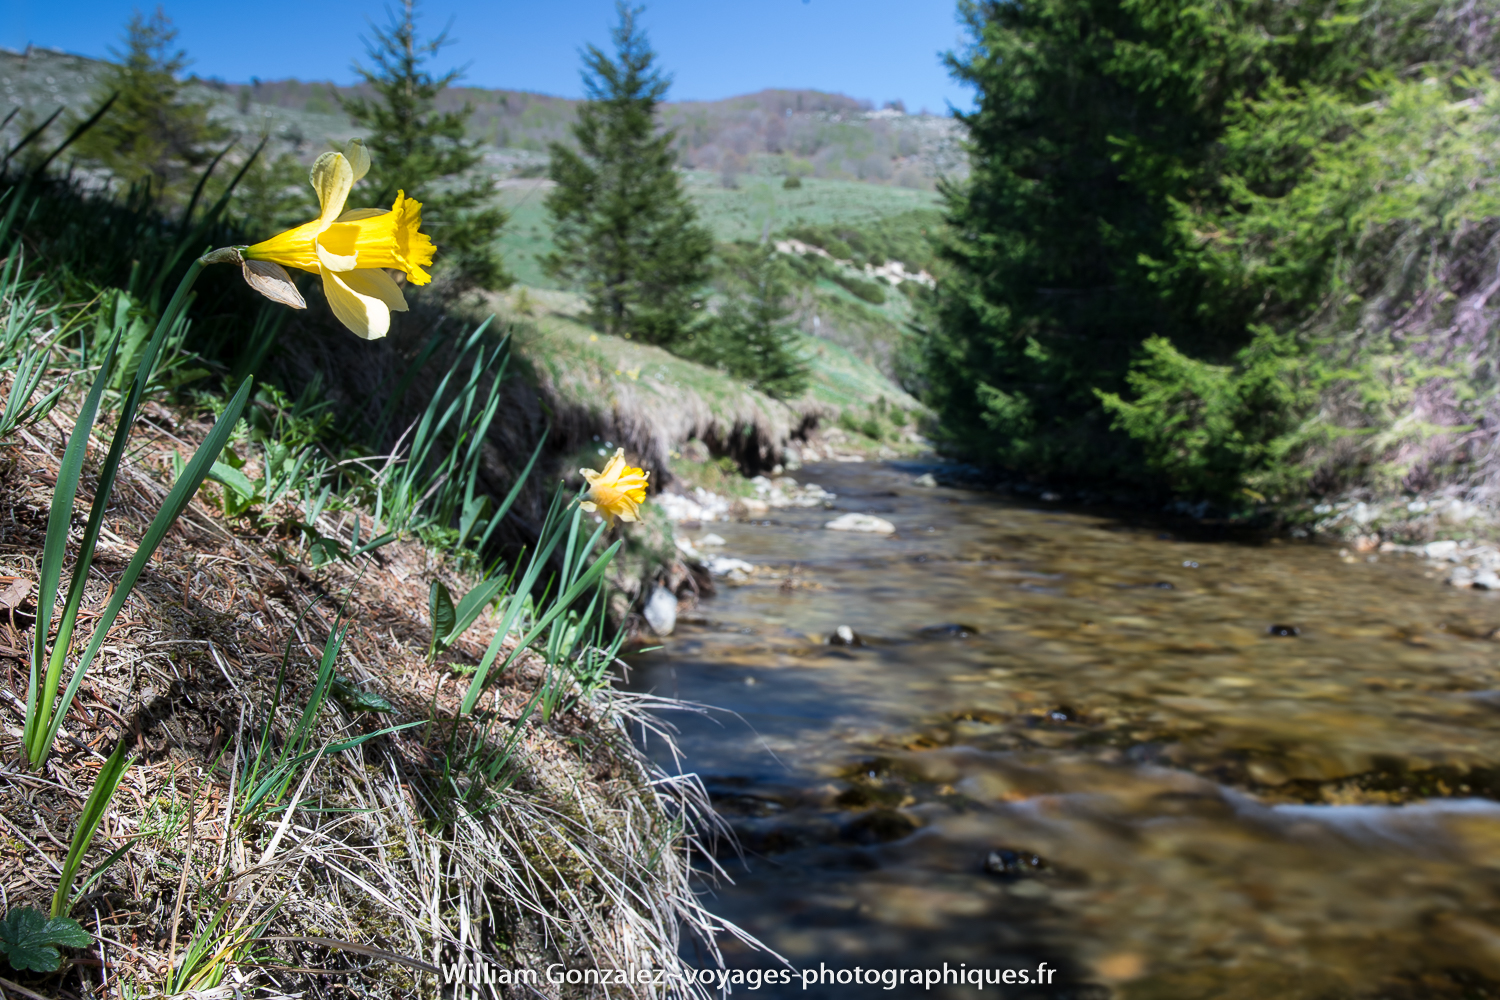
[3,1,975,114]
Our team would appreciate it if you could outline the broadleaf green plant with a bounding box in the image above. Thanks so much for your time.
[427,575,508,661]
[0,908,91,973]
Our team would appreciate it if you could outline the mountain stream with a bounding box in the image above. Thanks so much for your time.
[629,461,1500,999]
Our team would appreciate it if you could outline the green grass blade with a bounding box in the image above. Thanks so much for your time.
[449,577,507,645]
[147,139,265,307]
[287,623,346,760]
[33,263,205,761]
[460,533,620,715]
[0,106,64,171]
[177,141,234,242]
[23,335,118,760]
[51,741,130,917]
[238,723,422,818]
[371,328,447,443]
[475,429,548,554]
[36,378,253,763]
[29,93,118,178]
[459,492,570,714]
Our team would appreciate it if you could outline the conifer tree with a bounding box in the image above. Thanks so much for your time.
[73,8,224,200]
[687,244,809,400]
[341,0,509,291]
[545,4,712,345]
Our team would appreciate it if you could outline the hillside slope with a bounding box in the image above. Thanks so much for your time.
[0,45,966,191]
[490,288,924,479]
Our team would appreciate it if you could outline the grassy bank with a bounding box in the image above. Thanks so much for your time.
[0,131,757,996]
[0,389,734,997]
[490,286,925,479]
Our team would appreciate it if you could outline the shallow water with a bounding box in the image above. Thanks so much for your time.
[629,462,1500,999]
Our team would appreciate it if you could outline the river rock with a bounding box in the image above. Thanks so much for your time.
[829,625,864,646]
[825,513,896,534]
[643,585,678,636]
[653,487,733,524]
[1425,540,1461,561]
[697,533,727,547]
[1476,569,1500,591]
[984,847,1051,878]
[705,556,755,577]
[918,623,979,639]
[843,808,918,844]
[912,473,937,488]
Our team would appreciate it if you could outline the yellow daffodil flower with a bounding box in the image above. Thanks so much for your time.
[580,448,650,526]
[242,139,435,340]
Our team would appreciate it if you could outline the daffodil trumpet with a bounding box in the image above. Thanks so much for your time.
[200,139,436,341]
[580,448,650,526]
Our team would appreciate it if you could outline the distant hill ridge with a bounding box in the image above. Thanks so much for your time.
[1,45,966,187]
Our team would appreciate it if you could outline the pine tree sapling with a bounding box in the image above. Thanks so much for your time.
[342,0,510,292]
[72,8,226,201]
[545,4,713,346]
[689,243,809,400]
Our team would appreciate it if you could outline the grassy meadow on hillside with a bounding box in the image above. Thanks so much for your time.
[3,43,947,405]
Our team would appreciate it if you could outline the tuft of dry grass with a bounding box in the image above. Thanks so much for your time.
[0,385,762,997]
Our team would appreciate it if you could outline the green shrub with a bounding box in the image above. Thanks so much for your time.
[682,243,810,399]
[925,0,1500,497]
[1097,330,1320,500]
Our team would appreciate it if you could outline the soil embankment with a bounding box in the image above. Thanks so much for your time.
[0,391,730,997]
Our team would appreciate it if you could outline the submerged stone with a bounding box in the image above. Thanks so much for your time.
[918,623,980,639]
[825,512,896,534]
[984,847,1051,877]
[829,624,864,646]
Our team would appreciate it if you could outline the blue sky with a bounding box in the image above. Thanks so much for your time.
[3,1,975,114]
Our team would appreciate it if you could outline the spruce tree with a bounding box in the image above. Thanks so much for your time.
[72,8,224,201]
[341,0,510,292]
[687,244,809,400]
[544,4,713,345]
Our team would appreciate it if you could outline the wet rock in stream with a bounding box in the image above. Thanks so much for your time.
[984,847,1052,878]
[827,624,864,646]
[842,808,920,844]
[917,622,980,639]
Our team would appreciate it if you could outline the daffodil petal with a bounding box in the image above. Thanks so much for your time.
[579,500,598,513]
[310,152,353,224]
[344,139,371,183]
[315,236,359,273]
[339,267,408,312]
[320,266,390,340]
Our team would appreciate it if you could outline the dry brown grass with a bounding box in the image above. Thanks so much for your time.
[0,389,759,998]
